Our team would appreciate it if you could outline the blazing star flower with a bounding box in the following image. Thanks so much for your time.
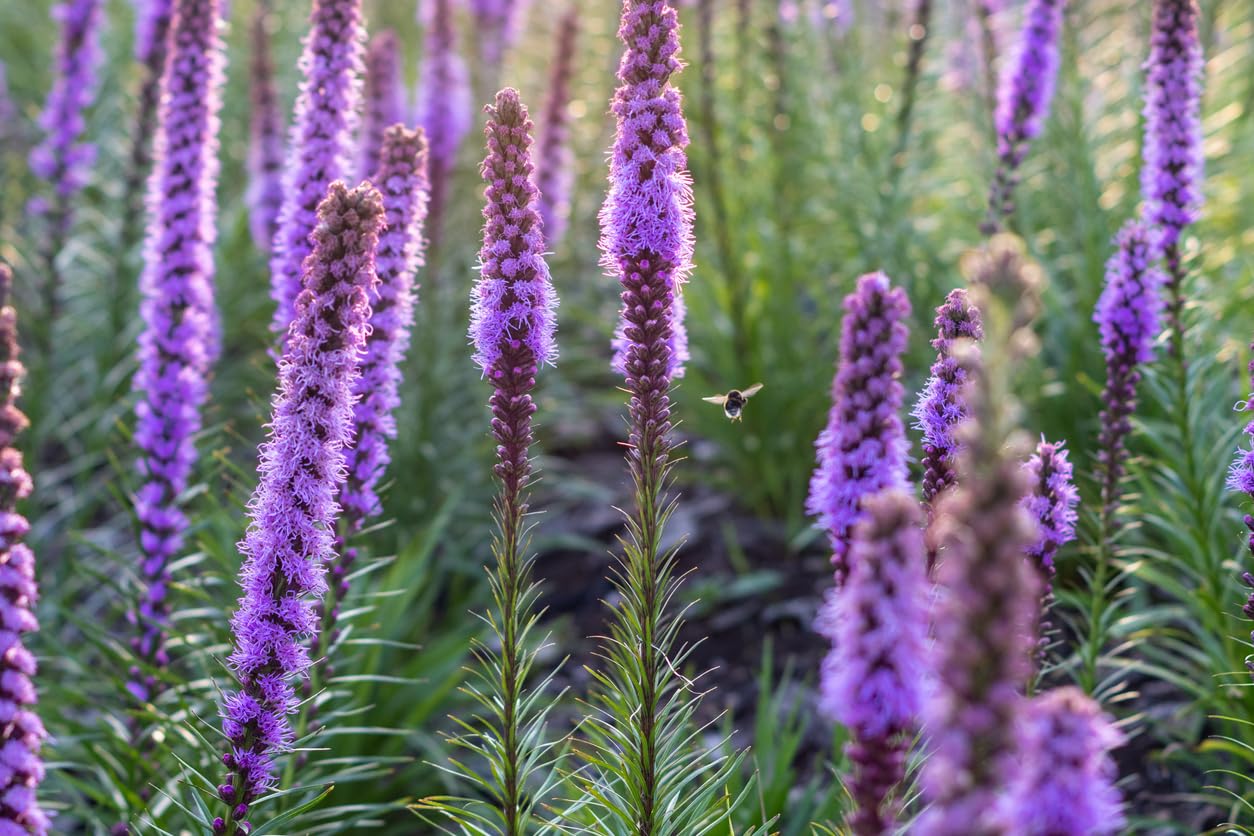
[0,267,50,836]
[816,489,927,835]
[1022,437,1078,582]
[913,288,983,514]
[807,272,911,585]
[982,0,1065,234]
[1094,221,1163,517]
[216,182,383,836]
[1229,347,1254,672]
[1007,686,1125,835]
[534,6,579,248]
[268,0,366,343]
[468,0,531,68]
[130,0,226,703]
[246,0,284,253]
[127,0,174,205]
[358,31,405,181]
[601,0,694,381]
[417,0,473,254]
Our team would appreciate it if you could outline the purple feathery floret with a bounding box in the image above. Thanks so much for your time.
[358,31,406,182]
[1229,346,1254,669]
[417,0,473,254]
[216,183,383,836]
[468,0,531,67]
[913,288,983,513]
[268,0,366,343]
[246,0,285,253]
[342,126,430,527]
[29,0,103,234]
[982,0,1065,234]
[1022,437,1078,582]
[601,0,694,380]
[534,7,579,248]
[130,0,226,703]
[816,489,926,836]
[1007,686,1125,835]
[1094,221,1164,516]
[470,93,558,376]
[919,416,1041,835]
[0,267,50,836]
[807,272,910,585]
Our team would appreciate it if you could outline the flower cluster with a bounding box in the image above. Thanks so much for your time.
[130,0,226,703]
[217,182,383,835]
[268,0,365,342]
[913,288,983,513]
[468,0,531,68]
[1022,437,1079,583]
[0,267,50,835]
[807,272,910,585]
[358,31,405,181]
[246,0,285,252]
[534,6,579,248]
[816,489,927,835]
[417,0,473,253]
[601,0,694,380]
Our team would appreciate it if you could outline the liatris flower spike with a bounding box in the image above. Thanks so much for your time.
[0,266,50,836]
[914,288,983,515]
[534,6,579,248]
[469,0,531,69]
[124,0,173,236]
[246,0,284,253]
[130,0,226,707]
[1142,0,1202,349]
[816,489,927,836]
[358,31,405,181]
[982,0,1065,234]
[268,0,366,343]
[417,0,473,256]
[1094,221,1163,520]
[807,272,910,585]
[1007,686,1125,835]
[216,182,383,836]
[1228,347,1254,672]
[1022,437,1078,585]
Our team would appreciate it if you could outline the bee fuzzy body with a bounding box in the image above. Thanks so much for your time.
[703,383,762,422]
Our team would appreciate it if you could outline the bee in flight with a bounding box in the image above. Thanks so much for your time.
[702,383,764,422]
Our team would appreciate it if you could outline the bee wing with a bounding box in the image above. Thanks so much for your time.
[740,383,765,399]
[702,395,729,405]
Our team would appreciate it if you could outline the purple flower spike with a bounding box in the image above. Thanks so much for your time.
[1022,437,1078,582]
[534,7,579,249]
[128,0,174,191]
[816,489,926,836]
[218,182,384,834]
[417,0,473,254]
[0,267,51,836]
[1229,347,1254,671]
[469,0,531,68]
[268,0,366,343]
[1142,0,1203,345]
[130,0,226,704]
[913,288,983,515]
[358,31,406,182]
[982,0,1065,234]
[1007,686,1125,835]
[807,272,910,585]
[471,92,558,376]
[601,0,695,381]
[246,0,284,253]
[919,426,1040,835]
[1095,221,1163,518]
[342,126,430,528]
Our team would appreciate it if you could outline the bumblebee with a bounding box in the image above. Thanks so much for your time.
[702,383,764,422]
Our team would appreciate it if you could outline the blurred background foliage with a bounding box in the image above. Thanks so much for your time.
[0,0,1253,831]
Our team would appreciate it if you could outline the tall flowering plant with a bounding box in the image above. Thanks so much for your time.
[417,0,472,256]
[215,182,383,836]
[129,0,226,707]
[357,31,405,182]
[246,0,284,253]
[534,6,579,249]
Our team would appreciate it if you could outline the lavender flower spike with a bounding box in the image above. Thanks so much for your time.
[1022,437,1078,584]
[601,0,695,381]
[1228,347,1254,671]
[417,0,473,255]
[268,0,366,343]
[0,267,51,836]
[358,31,406,182]
[913,288,983,514]
[534,6,579,249]
[130,0,226,704]
[817,489,927,836]
[1094,221,1164,518]
[246,0,284,253]
[806,272,910,585]
[216,182,383,836]
[981,0,1065,235]
[125,0,174,226]
[341,126,430,528]
[1007,686,1125,835]
[1142,0,1203,347]
[29,0,103,324]
[469,0,531,69]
